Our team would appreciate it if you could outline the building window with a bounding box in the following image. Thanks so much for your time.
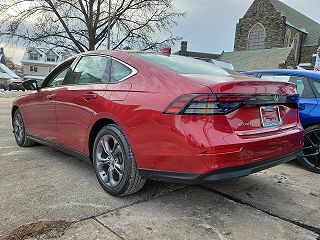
[30,66,38,72]
[47,54,56,62]
[284,29,292,47]
[248,23,266,50]
[293,33,300,60]
[256,1,264,14]
[29,52,39,61]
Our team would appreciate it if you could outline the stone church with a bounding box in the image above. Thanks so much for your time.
[220,0,320,71]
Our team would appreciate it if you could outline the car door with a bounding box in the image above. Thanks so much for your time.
[306,78,320,123]
[56,55,111,153]
[260,74,317,121]
[25,61,73,143]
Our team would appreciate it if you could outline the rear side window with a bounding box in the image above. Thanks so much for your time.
[139,54,234,76]
[309,79,320,96]
[110,59,133,83]
[260,74,314,98]
[69,56,110,84]
[260,74,290,82]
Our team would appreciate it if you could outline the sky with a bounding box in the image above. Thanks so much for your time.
[1,0,320,64]
[172,0,320,53]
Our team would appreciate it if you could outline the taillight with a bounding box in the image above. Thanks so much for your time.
[164,94,244,115]
[163,95,194,114]
[164,94,300,115]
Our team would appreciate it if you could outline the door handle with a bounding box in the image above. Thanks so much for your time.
[83,93,98,101]
[47,94,57,100]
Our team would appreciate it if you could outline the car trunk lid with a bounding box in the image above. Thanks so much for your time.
[179,74,299,134]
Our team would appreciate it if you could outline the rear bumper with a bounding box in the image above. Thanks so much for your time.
[139,150,302,184]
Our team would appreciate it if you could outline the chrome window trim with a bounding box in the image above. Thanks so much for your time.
[41,54,138,88]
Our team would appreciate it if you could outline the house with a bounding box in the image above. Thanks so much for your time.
[220,0,320,71]
[175,41,221,62]
[21,47,73,81]
[0,63,20,87]
[175,41,235,69]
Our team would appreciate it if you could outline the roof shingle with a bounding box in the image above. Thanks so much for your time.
[220,47,293,72]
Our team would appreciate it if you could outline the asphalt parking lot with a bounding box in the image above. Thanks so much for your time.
[0,91,319,240]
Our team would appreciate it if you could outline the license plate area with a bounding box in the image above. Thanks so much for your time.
[260,106,282,128]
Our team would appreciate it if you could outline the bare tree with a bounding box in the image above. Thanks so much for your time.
[0,0,185,53]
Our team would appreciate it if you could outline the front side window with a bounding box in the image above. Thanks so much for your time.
[69,56,110,85]
[42,58,75,88]
[29,52,39,60]
[47,67,69,88]
[47,55,56,62]
[30,66,38,72]
[260,74,314,98]
[110,59,133,83]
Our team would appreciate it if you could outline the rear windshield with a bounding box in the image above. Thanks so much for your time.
[139,53,236,76]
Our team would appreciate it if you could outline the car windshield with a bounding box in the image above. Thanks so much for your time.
[139,53,237,76]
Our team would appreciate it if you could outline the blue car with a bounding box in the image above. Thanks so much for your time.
[244,69,320,174]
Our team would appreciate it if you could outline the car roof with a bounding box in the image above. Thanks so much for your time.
[244,69,320,79]
[67,50,161,63]
[80,50,157,56]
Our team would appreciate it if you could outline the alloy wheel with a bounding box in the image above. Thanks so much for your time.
[96,134,125,187]
[14,112,24,143]
[302,130,320,170]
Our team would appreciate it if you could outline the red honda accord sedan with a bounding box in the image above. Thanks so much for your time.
[12,50,303,196]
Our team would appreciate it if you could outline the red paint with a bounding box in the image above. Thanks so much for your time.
[13,50,304,176]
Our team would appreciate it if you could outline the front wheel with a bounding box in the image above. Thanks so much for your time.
[13,109,36,147]
[93,124,146,196]
[299,125,320,174]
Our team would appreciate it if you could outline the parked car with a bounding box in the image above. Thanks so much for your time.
[0,80,6,90]
[13,51,303,196]
[244,69,320,173]
[2,79,25,91]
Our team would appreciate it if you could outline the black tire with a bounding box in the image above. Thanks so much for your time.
[298,125,320,174]
[13,109,36,147]
[93,124,146,196]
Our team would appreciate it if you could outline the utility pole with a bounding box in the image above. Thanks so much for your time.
[107,0,111,50]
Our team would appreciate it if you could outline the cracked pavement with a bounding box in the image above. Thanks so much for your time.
[0,92,319,240]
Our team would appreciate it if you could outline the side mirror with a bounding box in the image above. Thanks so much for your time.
[22,80,39,91]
